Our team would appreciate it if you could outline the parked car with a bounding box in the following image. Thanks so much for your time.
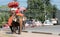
[43,20,53,25]
[51,18,58,25]
[35,21,43,26]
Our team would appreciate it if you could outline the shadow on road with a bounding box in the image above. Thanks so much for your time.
[6,32,12,34]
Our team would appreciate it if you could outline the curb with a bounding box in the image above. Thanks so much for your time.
[22,31,60,35]
[22,31,52,35]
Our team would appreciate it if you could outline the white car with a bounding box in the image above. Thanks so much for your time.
[43,20,53,25]
[51,18,58,25]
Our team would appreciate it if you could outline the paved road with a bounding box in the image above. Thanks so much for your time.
[0,25,60,37]
[23,25,60,35]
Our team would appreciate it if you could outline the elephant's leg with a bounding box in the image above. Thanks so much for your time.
[10,26,16,34]
[18,17,23,34]
[13,26,15,33]
[10,26,14,33]
[22,21,25,30]
[12,22,16,34]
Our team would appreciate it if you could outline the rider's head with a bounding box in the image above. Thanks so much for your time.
[11,8,17,14]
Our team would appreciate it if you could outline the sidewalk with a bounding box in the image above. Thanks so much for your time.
[0,32,60,37]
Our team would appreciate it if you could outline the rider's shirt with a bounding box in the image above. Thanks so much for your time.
[15,9,24,16]
[15,9,19,14]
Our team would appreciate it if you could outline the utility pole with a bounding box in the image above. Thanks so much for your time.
[13,0,17,2]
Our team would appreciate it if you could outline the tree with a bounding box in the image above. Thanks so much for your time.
[0,5,10,26]
[52,5,57,18]
[25,0,44,22]
[25,0,57,22]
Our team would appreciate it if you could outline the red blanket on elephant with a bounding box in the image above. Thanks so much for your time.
[8,16,13,26]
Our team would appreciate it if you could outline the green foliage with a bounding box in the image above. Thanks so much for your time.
[0,5,10,26]
[25,0,57,22]
[0,12,10,26]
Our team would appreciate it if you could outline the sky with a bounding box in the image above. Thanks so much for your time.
[0,0,60,10]
[50,0,60,10]
[0,0,27,8]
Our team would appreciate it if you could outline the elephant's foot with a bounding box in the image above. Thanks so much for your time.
[18,33,21,34]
